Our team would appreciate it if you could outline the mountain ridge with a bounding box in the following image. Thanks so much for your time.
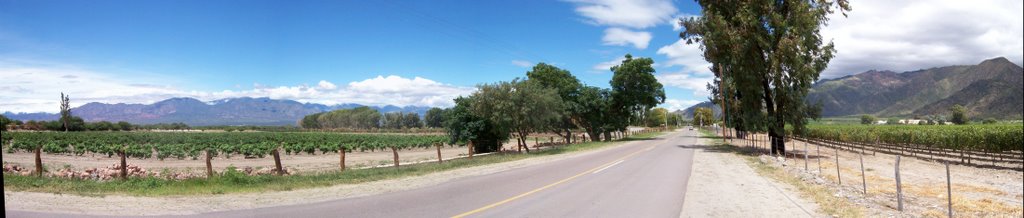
[681,57,1023,119]
[2,97,433,126]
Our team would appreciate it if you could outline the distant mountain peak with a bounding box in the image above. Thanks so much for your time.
[979,56,1012,65]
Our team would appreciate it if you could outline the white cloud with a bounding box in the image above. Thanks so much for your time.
[567,0,678,29]
[661,99,702,111]
[821,0,1023,78]
[317,80,337,90]
[656,72,713,97]
[657,39,712,75]
[592,56,626,72]
[671,14,699,31]
[511,60,533,67]
[602,28,652,49]
[0,65,475,113]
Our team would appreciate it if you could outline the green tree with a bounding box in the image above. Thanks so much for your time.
[300,112,323,129]
[860,115,877,125]
[950,104,968,125]
[444,97,507,154]
[315,107,381,129]
[693,107,715,126]
[680,0,849,155]
[526,63,582,143]
[383,112,404,129]
[59,92,71,132]
[116,121,133,131]
[645,108,670,127]
[424,107,445,128]
[609,54,665,126]
[0,114,11,131]
[469,79,563,153]
[574,86,618,141]
[667,110,683,127]
[401,112,422,129]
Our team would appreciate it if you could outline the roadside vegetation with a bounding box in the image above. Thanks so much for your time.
[3,132,662,196]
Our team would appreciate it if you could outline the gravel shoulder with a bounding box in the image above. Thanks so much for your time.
[680,136,820,218]
[3,138,643,216]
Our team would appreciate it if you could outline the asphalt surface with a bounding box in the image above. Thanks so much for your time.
[8,129,699,218]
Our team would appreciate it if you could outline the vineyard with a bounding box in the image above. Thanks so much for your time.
[2,132,449,177]
[787,124,1024,169]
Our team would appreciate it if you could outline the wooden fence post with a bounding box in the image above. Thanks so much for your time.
[835,147,842,185]
[946,161,953,218]
[817,141,822,174]
[804,139,809,171]
[896,155,904,212]
[860,152,867,194]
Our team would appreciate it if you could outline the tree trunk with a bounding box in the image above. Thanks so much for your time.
[119,150,128,179]
[272,147,284,175]
[521,135,531,153]
[517,138,522,152]
[205,150,214,178]
[435,143,443,163]
[391,147,400,168]
[339,146,346,172]
[604,131,612,142]
[34,147,43,177]
[468,141,474,159]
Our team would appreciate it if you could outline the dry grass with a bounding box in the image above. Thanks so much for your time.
[745,157,865,218]
[816,151,1021,217]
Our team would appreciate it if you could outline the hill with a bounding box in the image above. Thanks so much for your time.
[808,57,1023,119]
[678,57,1023,120]
[2,97,432,126]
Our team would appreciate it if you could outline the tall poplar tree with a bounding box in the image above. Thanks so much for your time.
[680,0,850,155]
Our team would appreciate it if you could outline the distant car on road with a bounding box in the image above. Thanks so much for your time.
[688,126,694,131]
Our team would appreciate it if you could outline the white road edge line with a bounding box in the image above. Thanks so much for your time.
[592,160,625,174]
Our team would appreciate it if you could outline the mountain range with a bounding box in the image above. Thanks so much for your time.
[683,57,1023,119]
[2,97,432,126]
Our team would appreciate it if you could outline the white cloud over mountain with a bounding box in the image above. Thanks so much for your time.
[0,66,474,113]
[821,0,1024,78]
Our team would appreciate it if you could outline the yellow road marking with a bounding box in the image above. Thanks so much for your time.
[450,144,657,218]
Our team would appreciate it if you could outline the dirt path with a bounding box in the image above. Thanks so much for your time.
[680,136,820,217]
[3,137,644,216]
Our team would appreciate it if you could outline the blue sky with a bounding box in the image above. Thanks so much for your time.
[2,0,1021,113]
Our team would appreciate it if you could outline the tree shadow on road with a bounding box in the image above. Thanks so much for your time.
[678,134,832,161]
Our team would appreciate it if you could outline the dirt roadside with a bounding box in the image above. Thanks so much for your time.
[680,136,820,218]
[3,137,646,216]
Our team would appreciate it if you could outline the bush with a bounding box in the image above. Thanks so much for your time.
[983,118,998,124]
[860,115,877,125]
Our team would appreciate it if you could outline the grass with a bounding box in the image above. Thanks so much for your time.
[3,131,663,197]
[697,129,865,218]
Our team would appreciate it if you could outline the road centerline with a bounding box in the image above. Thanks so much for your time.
[450,144,658,218]
[591,160,624,174]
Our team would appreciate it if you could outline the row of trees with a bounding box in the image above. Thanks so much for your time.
[299,107,445,130]
[445,56,666,153]
[1,117,189,132]
[681,0,850,155]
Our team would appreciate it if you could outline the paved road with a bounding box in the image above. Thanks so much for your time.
[10,129,700,218]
